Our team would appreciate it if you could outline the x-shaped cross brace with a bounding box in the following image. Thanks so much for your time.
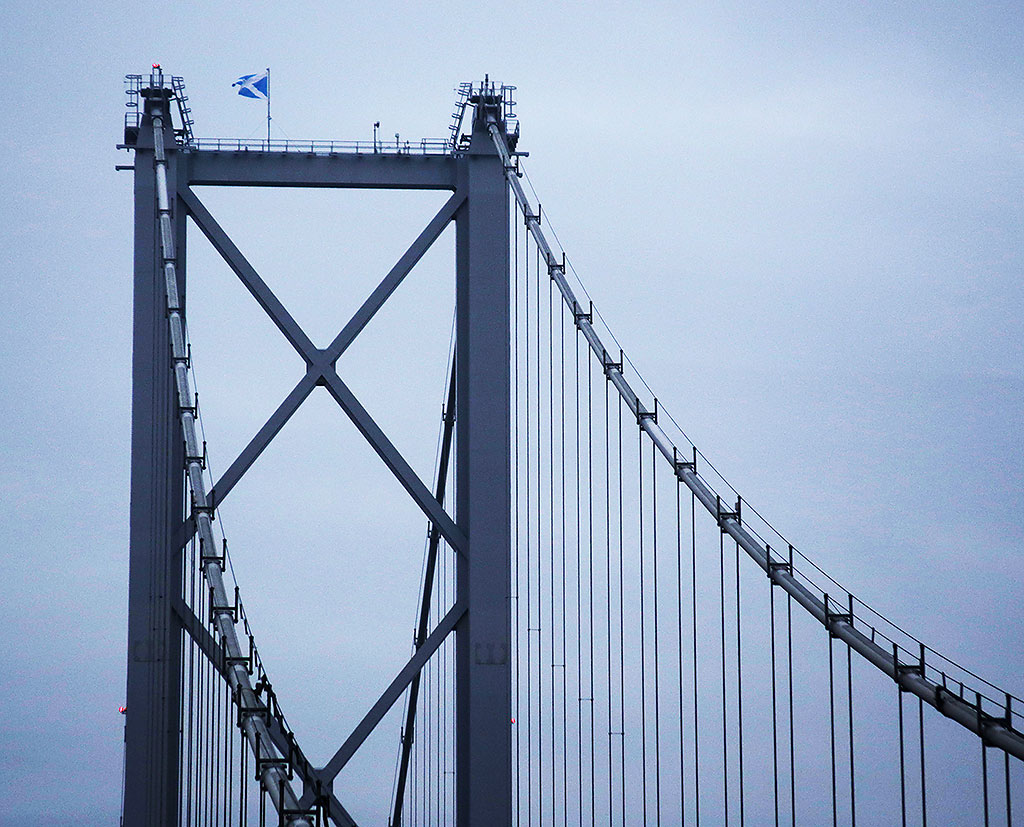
[178,186,466,554]
[177,185,469,824]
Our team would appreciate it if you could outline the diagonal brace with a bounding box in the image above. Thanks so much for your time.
[323,190,464,362]
[316,600,466,785]
[173,604,361,824]
[173,598,226,672]
[390,357,456,826]
[210,368,320,506]
[179,188,319,362]
[319,368,466,555]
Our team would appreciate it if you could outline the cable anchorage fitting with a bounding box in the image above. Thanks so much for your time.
[636,396,658,427]
[602,348,623,379]
[209,584,240,624]
[171,340,191,368]
[199,536,226,571]
[191,491,215,523]
[715,493,740,528]
[968,691,1012,742]
[673,445,697,476]
[184,435,207,470]
[572,300,592,329]
[523,203,541,226]
[178,387,198,416]
[237,672,281,729]
[892,642,925,691]
[253,730,292,782]
[546,252,565,276]
[822,592,853,638]
[765,544,793,580]
[233,684,268,727]
[225,630,255,676]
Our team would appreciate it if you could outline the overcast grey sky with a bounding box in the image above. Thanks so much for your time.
[1,1,1022,824]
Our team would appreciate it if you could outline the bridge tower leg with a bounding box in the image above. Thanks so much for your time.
[123,84,185,827]
[455,96,513,826]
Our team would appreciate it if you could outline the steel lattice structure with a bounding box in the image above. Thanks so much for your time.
[122,69,1023,827]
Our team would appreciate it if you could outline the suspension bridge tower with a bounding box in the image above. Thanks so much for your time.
[122,69,517,826]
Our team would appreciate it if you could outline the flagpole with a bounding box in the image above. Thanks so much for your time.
[266,67,271,149]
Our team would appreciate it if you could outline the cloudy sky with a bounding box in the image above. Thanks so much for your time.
[1,1,1022,824]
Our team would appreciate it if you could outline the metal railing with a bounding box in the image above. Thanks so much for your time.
[188,137,453,155]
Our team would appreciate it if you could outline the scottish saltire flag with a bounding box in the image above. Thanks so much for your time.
[232,70,269,99]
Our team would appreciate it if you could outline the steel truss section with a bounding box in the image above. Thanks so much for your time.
[124,71,514,827]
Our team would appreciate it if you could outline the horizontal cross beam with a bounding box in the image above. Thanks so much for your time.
[324,190,465,362]
[186,151,458,190]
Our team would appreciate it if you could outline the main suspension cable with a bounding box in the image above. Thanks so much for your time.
[149,101,309,826]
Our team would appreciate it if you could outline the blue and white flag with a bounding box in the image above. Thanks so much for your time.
[232,70,269,99]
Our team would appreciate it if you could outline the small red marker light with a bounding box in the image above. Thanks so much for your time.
[511,717,516,724]
[119,706,127,715]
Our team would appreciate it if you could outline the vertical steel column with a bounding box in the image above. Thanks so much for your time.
[455,102,512,826]
[123,87,185,827]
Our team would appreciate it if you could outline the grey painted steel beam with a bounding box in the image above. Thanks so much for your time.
[211,369,320,507]
[174,595,359,826]
[324,191,465,362]
[318,601,466,783]
[390,358,457,827]
[177,189,465,556]
[318,368,467,555]
[175,594,364,825]
[455,111,512,827]
[186,151,457,190]
[203,365,464,551]
[488,121,1024,762]
[179,188,318,362]
[173,598,226,673]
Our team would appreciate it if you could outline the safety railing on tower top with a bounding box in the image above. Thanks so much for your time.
[187,137,452,155]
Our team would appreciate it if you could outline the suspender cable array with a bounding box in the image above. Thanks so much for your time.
[487,118,1024,764]
[490,106,1021,827]
[151,102,312,827]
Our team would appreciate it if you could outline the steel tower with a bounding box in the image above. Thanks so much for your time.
[123,69,515,826]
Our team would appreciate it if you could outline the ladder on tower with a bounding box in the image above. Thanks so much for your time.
[170,76,195,147]
[448,82,473,150]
